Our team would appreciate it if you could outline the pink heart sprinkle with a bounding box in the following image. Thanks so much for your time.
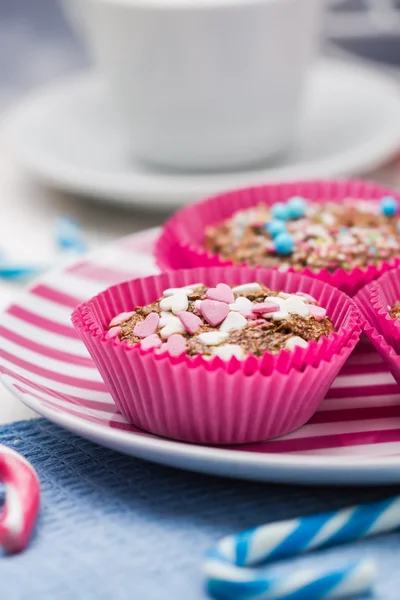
[206,283,235,304]
[252,302,280,314]
[160,334,187,356]
[242,311,257,319]
[140,334,162,351]
[109,311,135,327]
[133,312,160,338]
[308,305,327,320]
[296,292,317,304]
[106,326,122,339]
[248,319,265,326]
[199,299,230,326]
[177,311,203,334]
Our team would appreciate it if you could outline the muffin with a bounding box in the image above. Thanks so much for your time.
[156,180,400,296]
[107,282,335,361]
[355,270,400,385]
[72,267,361,445]
[355,268,400,355]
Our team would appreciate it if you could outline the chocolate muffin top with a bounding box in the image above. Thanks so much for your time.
[106,282,334,360]
[203,196,400,273]
[390,302,400,320]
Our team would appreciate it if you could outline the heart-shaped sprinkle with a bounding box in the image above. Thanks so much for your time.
[252,302,281,314]
[109,311,135,327]
[106,326,122,339]
[163,285,202,297]
[193,300,203,313]
[229,297,253,313]
[263,295,310,321]
[219,311,247,333]
[197,331,229,346]
[159,333,187,356]
[160,292,189,314]
[177,311,203,334]
[206,283,234,304]
[232,283,261,296]
[133,312,160,338]
[140,334,162,350]
[212,344,245,361]
[285,336,308,351]
[296,292,317,304]
[200,300,229,326]
[159,316,186,339]
[308,305,327,320]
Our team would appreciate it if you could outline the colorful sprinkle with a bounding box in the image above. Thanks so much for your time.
[160,292,189,314]
[133,312,160,338]
[197,331,229,346]
[287,196,307,219]
[106,326,122,339]
[285,336,308,351]
[206,283,235,304]
[270,202,290,221]
[177,311,203,334]
[308,305,327,320]
[159,333,187,356]
[252,302,280,314]
[140,334,162,350]
[380,196,398,216]
[200,300,230,327]
[109,311,135,328]
[274,232,294,255]
[219,311,247,333]
[265,220,287,238]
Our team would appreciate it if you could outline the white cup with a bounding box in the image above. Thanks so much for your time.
[64,0,321,171]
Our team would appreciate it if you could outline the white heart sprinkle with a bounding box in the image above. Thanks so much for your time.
[219,311,248,333]
[264,295,309,321]
[229,297,253,312]
[159,316,186,339]
[285,336,308,351]
[163,284,203,297]
[231,283,261,296]
[197,332,229,346]
[212,344,245,361]
[160,292,189,315]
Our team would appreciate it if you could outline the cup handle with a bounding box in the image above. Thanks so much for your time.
[0,444,40,553]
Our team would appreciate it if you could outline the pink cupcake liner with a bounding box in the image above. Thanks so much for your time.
[353,299,400,386]
[355,268,400,354]
[72,266,361,445]
[155,179,400,297]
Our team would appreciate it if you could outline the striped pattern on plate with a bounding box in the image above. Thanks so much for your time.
[1,228,400,483]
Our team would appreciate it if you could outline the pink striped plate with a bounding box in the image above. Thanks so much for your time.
[1,228,400,485]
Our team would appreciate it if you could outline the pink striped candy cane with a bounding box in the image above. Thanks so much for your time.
[0,444,40,553]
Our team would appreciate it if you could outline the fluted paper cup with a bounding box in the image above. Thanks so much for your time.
[72,266,361,445]
[155,179,400,296]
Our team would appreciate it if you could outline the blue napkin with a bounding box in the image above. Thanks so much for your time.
[1,419,400,600]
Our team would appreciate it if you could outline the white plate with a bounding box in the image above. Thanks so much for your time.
[3,59,400,209]
[2,229,400,485]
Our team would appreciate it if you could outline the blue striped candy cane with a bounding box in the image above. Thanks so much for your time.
[204,496,400,600]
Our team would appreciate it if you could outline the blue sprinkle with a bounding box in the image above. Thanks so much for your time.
[287,196,307,219]
[380,196,398,217]
[340,227,348,233]
[0,263,44,280]
[265,220,287,238]
[274,232,294,255]
[270,203,289,221]
[55,217,87,253]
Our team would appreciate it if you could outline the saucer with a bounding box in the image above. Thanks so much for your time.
[4,59,400,209]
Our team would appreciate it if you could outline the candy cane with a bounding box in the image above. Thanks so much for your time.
[204,496,400,600]
[212,496,400,567]
[204,556,376,600]
[0,444,40,553]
